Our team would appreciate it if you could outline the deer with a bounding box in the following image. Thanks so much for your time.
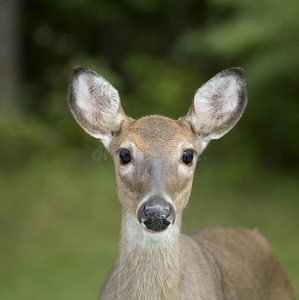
[67,66,296,300]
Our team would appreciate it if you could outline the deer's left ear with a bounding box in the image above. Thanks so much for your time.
[182,68,247,144]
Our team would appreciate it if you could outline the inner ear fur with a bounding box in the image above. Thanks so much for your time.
[183,68,247,141]
[67,66,128,146]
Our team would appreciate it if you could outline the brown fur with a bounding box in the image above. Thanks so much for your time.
[67,66,296,300]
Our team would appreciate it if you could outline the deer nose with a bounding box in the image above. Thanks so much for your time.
[138,197,175,232]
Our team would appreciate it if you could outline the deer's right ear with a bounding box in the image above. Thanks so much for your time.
[67,66,128,148]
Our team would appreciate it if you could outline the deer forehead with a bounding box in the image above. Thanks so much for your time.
[121,115,194,155]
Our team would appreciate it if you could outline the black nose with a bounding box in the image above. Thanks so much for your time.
[138,197,175,232]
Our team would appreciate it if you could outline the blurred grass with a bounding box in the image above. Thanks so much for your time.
[0,149,119,300]
[1,127,298,299]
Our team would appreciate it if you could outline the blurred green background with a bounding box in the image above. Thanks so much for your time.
[1,0,298,299]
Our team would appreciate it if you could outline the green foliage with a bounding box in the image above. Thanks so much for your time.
[122,53,201,118]
[19,0,299,170]
[0,112,52,172]
[173,0,299,169]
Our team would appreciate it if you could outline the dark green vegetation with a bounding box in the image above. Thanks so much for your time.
[1,0,298,299]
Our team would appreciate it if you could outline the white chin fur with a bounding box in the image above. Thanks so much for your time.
[124,212,176,247]
[141,224,174,242]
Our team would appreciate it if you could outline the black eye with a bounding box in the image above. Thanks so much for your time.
[182,149,194,166]
[119,148,132,165]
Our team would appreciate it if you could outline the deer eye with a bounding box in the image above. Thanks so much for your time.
[119,148,132,165]
[182,149,194,166]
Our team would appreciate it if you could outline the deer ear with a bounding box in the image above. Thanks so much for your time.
[183,68,247,143]
[67,66,128,148]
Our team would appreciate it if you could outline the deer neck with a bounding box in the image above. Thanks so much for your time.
[117,211,182,300]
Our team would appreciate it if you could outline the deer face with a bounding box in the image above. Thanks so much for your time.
[67,66,247,237]
[109,115,206,234]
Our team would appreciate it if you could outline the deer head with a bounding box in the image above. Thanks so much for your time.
[67,66,247,240]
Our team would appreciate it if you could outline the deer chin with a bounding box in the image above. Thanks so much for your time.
[143,227,167,234]
[140,222,177,244]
